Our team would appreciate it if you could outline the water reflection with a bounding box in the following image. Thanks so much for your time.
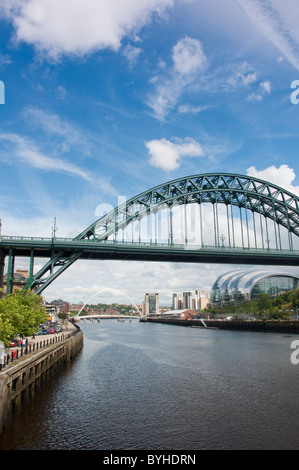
[0,320,298,450]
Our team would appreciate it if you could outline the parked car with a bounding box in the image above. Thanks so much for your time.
[34,330,43,336]
[8,335,23,347]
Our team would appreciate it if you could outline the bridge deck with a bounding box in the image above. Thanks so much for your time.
[1,236,299,265]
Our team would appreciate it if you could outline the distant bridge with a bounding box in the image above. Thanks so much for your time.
[1,172,299,295]
[75,315,140,321]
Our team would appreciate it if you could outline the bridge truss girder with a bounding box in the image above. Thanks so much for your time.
[75,173,299,247]
[1,172,299,295]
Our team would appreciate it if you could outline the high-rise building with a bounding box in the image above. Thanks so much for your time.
[197,291,210,310]
[172,292,183,309]
[172,290,210,311]
[144,292,159,316]
[183,291,192,309]
[172,293,179,310]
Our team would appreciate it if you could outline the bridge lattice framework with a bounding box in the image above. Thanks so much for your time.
[1,172,299,295]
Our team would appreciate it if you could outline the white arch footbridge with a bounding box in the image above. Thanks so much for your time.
[74,287,144,321]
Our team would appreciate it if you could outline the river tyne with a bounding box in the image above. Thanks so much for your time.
[1,319,299,451]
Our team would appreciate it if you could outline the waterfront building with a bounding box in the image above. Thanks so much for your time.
[172,293,179,310]
[44,303,60,322]
[70,302,84,312]
[210,269,299,307]
[183,291,192,309]
[2,269,38,293]
[198,293,210,310]
[172,290,209,311]
[50,299,70,313]
[160,308,198,319]
[144,292,159,316]
[172,293,183,309]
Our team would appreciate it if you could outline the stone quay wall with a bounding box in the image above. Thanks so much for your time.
[0,325,83,434]
[141,317,299,334]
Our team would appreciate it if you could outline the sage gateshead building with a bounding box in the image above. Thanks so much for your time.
[210,270,299,307]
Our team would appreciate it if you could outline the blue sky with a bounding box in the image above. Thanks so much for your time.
[1,0,299,305]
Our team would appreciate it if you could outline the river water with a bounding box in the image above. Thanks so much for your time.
[0,319,299,450]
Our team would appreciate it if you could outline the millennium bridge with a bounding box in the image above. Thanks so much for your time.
[1,172,299,295]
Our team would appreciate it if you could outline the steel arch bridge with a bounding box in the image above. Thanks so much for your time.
[1,172,299,295]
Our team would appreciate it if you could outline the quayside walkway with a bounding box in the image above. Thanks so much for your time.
[0,321,83,433]
[0,321,78,370]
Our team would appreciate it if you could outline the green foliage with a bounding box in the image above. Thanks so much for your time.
[58,310,69,320]
[84,303,134,315]
[205,288,299,318]
[290,288,299,310]
[257,293,273,312]
[0,289,48,346]
[269,307,290,320]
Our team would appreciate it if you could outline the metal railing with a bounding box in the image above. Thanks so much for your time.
[1,235,299,253]
[0,332,74,370]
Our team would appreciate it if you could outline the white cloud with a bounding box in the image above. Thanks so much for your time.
[23,107,91,156]
[146,36,207,120]
[178,104,211,114]
[122,44,142,68]
[0,0,175,60]
[42,258,219,305]
[260,79,271,93]
[0,132,92,181]
[56,86,67,101]
[246,79,271,101]
[224,62,258,89]
[172,36,208,75]
[246,93,263,102]
[0,53,11,67]
[145,137,205,171]
[247,164,299,195]
[237,0,299,71]
[147,51,266,119]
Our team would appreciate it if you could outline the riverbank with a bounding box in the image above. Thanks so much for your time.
[1,320,78,367]
[0,321,83,434]
[141,317,299,334]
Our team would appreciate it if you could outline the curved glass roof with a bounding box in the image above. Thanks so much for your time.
[210,269,299,305]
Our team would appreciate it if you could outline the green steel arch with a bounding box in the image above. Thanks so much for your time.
[2,172,299,295]
[75,172,299,244]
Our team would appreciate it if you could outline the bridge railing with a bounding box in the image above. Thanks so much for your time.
[0,236,73,242]
[1,235,299,253]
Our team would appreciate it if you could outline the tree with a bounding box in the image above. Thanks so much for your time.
[257,293,273,313]
[290,288,299,310]
[0,289,48,345]
[58,310,69,320]
[269,307,289,320]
